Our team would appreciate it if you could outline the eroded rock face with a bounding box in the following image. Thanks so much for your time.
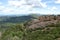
[38,15,60,21]
[27,15,60,29]
[39,15,56,21]
[28,20,58,29]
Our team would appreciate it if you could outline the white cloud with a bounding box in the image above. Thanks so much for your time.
[51,6,57,11]
[47,6,58,15]
[17,5,32,14]
[26,0,47,8]
[8,0,26,7]
[0,2,5,10]
[0,6,5,12]
[8,0,47,8]
[2,8,14,13]
[0,5,32,15]
[1,0,46,15]
[55,0,60,3]
[40,2,47,8]
[0,0,48,15]
[48,6,57,11]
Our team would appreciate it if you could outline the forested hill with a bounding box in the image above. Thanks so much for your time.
[0,15,36,23]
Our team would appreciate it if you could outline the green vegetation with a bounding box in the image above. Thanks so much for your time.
[0,15,34,23]
[0,22,60,40]
[1,24,24,40]
[0,15,60,40]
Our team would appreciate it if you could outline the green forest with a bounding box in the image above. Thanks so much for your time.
[0,22,60,40]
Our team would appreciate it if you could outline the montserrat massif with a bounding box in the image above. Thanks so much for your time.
[26,15,60,29]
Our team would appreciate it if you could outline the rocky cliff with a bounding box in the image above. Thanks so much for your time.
[26,15,60,29]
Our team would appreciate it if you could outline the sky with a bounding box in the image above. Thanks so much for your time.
[0,0,60,15]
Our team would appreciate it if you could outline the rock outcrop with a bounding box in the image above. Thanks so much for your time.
[26,15,60,29]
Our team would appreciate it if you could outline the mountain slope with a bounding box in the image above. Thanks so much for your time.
[0,15,35,23]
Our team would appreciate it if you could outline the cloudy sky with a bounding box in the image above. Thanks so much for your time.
[0,0,60,15]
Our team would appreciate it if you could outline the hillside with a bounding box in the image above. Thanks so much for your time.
[0,15,35,24]
[26,15,60,29]
[0,15,60,40]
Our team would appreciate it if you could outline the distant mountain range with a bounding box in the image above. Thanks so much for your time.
[0,14,40,23]
[0,13,59,24]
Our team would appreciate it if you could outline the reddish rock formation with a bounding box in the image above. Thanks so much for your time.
[26,15,60,29]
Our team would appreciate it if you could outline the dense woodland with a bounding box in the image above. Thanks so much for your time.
[0,14,60,40]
